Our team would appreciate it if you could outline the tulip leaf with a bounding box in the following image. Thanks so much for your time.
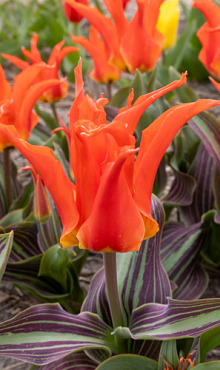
[0,231,13,282]
[161,222,208,300]
[0,222,40,262]
[30,352,97,370]
[165,20,197,71]
[162,171,197,207]
[193,362,220,369]
[35,103,59,131]
[95,354,158,370]
[110,85,130,108]
[36,207,62,253]
[202,211,220,267]
[158,340,179,370]
[128,298,220,340]
[179,142,215,225]
[0,209,24,227]
[153,156,167,197]
[0,303,114,365]
[189,112,220,220]
[200,326,220,362]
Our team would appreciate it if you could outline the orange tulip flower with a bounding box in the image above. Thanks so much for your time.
[0,64,61,152]
[0,61,219,252]
[63,0,88,23]
[71,27,121,84]
[2,33,78,103]
[65,0,165,73]
[193,0,220,78]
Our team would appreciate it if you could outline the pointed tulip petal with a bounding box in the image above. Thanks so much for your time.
[134,99,220,218]
[47,40,65,65]
[77,149,145,252]
[56,46,78,68]
[69,59,84,126]
[2,54,30,70]
[19,78,62,133]
[0,125,79,247]
[0,65,12,101]
[115,72,187,135]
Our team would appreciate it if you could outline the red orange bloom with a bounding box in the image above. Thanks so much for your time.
[63,0,88,23]
[0,61,219,252]
[0,64,61,152]
[71,27,121,84]
[2,33,78,103]
[193,0,220,78]
[65,0,166,73]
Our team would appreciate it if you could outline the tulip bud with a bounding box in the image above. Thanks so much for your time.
[156,0,180,50]
[22,166,52,223]
[63,0,88,23]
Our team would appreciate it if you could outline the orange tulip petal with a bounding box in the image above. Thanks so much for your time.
[103,0,128,38]
[47,40,65,65]
[30,33,42,62]
[13,63,47,107]
[134,99,220,217]
[0,65,12,101]
[77,149,145,252]
[56,46,78,68]
[19,78,62,133]
[2,54,30,70]
[0,124,79,247]
[69,59,85,126]
[209,76,220,93]
[115,72,187,135]
[193,0,220,27]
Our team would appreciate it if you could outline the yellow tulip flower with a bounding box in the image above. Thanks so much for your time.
[157,0,180,50]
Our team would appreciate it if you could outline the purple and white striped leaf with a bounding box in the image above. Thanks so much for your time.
[189,112,220,220]
[95,354,158,370]
[128,298,220,340]
[30,352,97,370]
[0,231,13,282]
[37,207,62,254]
[179,142,215,225]
[161,222,208,300]
[0,303,114,365]
[162,171,196,206]
[2,222,41,262]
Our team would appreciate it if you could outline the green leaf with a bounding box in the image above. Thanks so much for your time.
[39,244,76,292]
[96,354,158,370]
[200,326,220,362]
[35,104,58,132]
[110,86,130,108]
[158,340,179,370]
[193,362,220,370]
[0,231,13,282]
[0,209,24,227]
[165,21,197,70]
[169,67,198,103]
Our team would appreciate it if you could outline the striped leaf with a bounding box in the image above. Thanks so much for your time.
[180,142,215,225]
[162,171,196,207]
[0,303,114,365]
[128,298,220,340]
[158,340,179,370]
[161,222,208,299]
[189,112,220,219]
[0,231,13,282]
[95,354,158,370]
[1,222,41,262]
[36,208,62,253]
[30,352,97,370]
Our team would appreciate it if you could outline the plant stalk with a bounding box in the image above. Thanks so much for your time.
[4,147,12,208]
[103,252,127,353]
[50,102,59,128]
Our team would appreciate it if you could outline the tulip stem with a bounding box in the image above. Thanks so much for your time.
[107,83,112,101]
[4,147,12,208]
[103,252,127,353]
[51,102,59,128]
